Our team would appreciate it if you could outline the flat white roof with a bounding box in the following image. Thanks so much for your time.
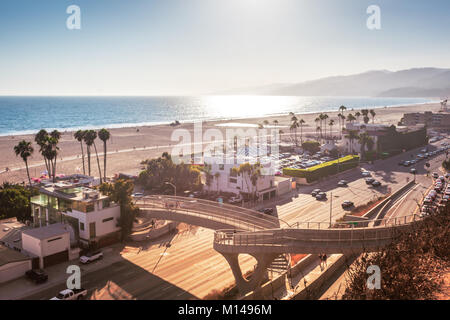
[22,223,69,240]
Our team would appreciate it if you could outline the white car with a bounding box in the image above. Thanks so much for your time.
[361,171,371,177]
[79,250,103,264]
[51,288,87,300]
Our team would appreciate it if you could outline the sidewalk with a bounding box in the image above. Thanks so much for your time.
[0,242,139,300]
[274,254,344,300]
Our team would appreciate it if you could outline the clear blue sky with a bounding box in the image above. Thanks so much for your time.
[1,0,449,95]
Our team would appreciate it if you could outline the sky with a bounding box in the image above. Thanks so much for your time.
[1,0,450,96]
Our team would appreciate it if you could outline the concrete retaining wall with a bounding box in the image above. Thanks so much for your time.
[292,254,351,300]
[130,221,177,242]
[241,254,316,300]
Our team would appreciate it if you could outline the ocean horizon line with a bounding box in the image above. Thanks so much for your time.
[0,99,438,138]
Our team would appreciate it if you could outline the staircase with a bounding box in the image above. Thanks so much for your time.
[267,254,290,274]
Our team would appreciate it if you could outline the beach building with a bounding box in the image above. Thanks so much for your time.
[30,181,121,248]
[402,111,450,129]
[0,218,29,252]
[21,223,71,269]
[0,244,32,284]
[203,154,291,201]
[341,123,390,154]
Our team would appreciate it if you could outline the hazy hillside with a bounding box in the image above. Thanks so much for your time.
[217,68,450,98]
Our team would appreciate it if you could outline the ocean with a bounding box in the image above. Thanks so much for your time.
[0,96,435,136]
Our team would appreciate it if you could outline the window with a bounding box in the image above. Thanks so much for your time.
[102,199,111,208]
[80,222,85,231]
[229,178,237,184]
[48,237,62,243]
[219,164,224,170]
[86,204,95,213]
[102,217,114,223]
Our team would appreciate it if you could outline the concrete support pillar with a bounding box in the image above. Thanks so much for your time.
[221,253,278,295]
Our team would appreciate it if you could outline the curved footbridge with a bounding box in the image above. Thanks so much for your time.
[135,195,420,294]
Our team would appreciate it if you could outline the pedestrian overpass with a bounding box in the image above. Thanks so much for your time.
[135,195,420,294]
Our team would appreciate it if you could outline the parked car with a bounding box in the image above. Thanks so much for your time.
[341,200,354,209]
[410,168,417,174]
[25,269,48,284]
[361,171,371,177]
[51,288,88,300]
[365,177,375,185]
[371,180,381,187]
[432,172,439,179]
[79,250,103,264]
[337,180,348,187]
[311,189,321,197]
[258,208,274,215]
[315,192,327,200]
[131,192,144,198]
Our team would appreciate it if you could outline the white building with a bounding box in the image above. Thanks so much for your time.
[22,223,70,269]
[203,155,291,201]
[0,244,31,283]
[30,183,121,248]
[341,123,389,154]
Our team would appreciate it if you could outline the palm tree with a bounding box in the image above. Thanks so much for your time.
[346,113,356,124]
[315,117,321,139]
[358,132,372,160]
[355,111,361,122]
[14,140,33,186]
[290,115,299,146]
[83,130,98,177]
[329,119,335,140]
[370,109,376,123]
[74,130,86,175]
[298,119,305,145]
[49,130,61,182]
[98,129,111,182]
[345,130,359,154]
[321,114,329,139]
[339,105,347,117]
[316,126,321,140]
[35,129,50,177]
[273,120,279,128]
[250,163,262,201]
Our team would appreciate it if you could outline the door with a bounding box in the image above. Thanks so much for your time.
[89,222,96,239]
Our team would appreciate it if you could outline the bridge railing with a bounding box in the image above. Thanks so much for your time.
[214,213,422,248]
[135,195,280,231]
[289,213,420,230]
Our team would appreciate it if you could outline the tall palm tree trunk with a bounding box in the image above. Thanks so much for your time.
[93,142,102,182]
[87,146,91,176]
[103,142,107,182]
[25,159,32,186]
[80,141,86,175]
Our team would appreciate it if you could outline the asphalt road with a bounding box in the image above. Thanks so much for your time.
[22,137,449,300]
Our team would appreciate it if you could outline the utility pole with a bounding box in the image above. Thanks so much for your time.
[329,191,333,228]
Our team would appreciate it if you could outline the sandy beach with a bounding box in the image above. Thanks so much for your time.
[0,102,441,185]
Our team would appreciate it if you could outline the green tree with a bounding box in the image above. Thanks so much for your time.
[0,183,35,222]
[346,130,360,154]
[14,140,34,186]
[100,179,137,242]
[302,140,321,154]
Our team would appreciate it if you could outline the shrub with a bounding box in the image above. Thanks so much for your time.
[283,155,360,182]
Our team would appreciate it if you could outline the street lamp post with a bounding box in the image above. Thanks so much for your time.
[329,191,333,228]
[165,182,176,197]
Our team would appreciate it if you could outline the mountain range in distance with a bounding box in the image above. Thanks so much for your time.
[215,68,450,98]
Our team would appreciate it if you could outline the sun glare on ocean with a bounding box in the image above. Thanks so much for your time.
[201,95,297,119]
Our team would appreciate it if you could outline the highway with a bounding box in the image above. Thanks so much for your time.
[22,137,449,300]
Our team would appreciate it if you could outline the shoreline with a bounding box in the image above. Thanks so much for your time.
[0,101,442,184]
[0,99,438,138]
